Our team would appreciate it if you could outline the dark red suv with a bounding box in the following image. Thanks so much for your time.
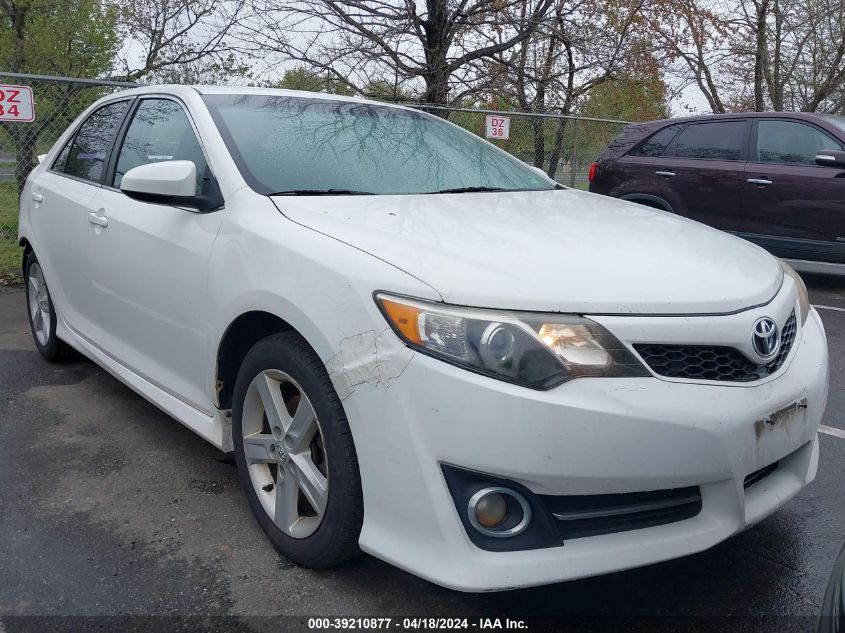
[589,112,845,271]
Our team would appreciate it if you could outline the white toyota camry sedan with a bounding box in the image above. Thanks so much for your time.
[18,86,828,591]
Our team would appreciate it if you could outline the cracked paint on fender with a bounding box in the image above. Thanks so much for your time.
[326,329,414,399]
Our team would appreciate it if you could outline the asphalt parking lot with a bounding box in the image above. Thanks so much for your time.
[1,275,844,633]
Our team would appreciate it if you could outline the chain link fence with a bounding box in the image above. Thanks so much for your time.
[415,105,628,188]
[0,72,628,282]
[0,72,137,281]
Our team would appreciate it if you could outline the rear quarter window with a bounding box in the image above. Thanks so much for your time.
[671,121,747,161]
[630,124,682,157]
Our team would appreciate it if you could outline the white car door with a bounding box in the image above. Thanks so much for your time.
[88,97,223,414]
[29,99,131,339]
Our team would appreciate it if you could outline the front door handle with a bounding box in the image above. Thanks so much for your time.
[747,178,773,186]
[88,212,109,228]
[655,171,675,177]
[31,192,43,202]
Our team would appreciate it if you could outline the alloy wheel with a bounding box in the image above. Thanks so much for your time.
[241,369,329,539]
[28,262,51,346]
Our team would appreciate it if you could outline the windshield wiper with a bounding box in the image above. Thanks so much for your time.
[269,189,375,196]
[432,186,508,194]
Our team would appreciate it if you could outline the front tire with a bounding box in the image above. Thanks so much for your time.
[24,251,75,362]
[232,332,363,567]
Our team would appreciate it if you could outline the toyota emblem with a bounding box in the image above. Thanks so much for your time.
[752,317,780,360]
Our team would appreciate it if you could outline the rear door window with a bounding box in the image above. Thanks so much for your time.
[755,120,843,165]
[671,121,748,161]
[631,125,682,157]
[58,100,129,183]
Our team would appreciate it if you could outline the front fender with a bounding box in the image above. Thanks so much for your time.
[206,191,440,406]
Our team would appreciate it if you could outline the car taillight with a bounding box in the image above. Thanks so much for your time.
[588,162,598,183]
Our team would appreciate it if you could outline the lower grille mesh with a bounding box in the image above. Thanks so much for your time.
[744,462,778,489]
[540,487,702,540]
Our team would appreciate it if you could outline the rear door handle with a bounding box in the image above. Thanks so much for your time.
[655,171,675,177]
[31,192,43,202]
[88,212,109,228]
[747,178,772,186]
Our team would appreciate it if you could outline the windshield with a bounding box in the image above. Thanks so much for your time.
[202,94,553,195]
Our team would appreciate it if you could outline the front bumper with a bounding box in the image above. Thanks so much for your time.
[342,307,828,591]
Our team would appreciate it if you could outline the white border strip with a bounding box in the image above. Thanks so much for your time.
[820,425,845,439]
[813,304,845,313]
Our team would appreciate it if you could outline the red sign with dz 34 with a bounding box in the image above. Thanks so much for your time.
[0,84,35,122]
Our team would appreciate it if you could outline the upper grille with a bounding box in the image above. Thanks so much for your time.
[634,311,797,383]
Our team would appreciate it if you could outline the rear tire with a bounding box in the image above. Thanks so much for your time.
[232,331,363,567]
[24,251,75,362]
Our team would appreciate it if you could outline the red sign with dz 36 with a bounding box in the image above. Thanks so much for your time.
[0,85,35,122]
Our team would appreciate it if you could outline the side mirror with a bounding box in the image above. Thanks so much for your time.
[815,149,845,168]
[37,154,47,164]
[121,160,197,200]
[120,160,221,211]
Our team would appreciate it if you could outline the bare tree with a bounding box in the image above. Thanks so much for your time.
[642,0,732,113]
[648,0,845,114]
[112,0,245,82]
[728,0,807,111]
[751,0,770,111]
[796,0,845,112]
[240,0,555,106]
[486,0,645,173]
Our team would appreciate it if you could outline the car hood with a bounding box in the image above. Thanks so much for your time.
[271,189,782,314]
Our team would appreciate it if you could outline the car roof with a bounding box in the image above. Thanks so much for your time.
[109,84,413,111]
[641,111,830,127]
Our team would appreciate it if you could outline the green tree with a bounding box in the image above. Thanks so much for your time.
[361,78,413,103]
[582,73,670,122]
[271,66,353,95]
[0,0,119,192]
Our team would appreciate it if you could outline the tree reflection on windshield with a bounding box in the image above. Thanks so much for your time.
[203,94,551,195]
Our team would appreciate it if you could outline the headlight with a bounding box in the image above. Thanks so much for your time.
[779,260,810,324]
[375,293,648,390]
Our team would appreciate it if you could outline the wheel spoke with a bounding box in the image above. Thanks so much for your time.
[255,373,290,435]
[287,396,316,452]
[33,308,43,333]
[242,433,277,464]
[29,275,39,296]
[274,466,299,532]
[293,454,328,516]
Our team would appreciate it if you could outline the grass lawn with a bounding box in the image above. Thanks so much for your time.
[0,242,22,284]
[0,180,22,284]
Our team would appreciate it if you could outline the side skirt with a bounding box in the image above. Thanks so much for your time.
[55,315,230,451]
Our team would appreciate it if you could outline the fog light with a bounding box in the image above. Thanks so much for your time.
[474,492,507,528]
[467,487,532,538]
